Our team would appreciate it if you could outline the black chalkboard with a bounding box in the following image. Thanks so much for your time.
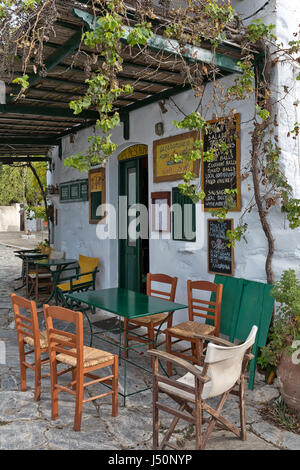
[202,114,241,211]
[207,219,234,276]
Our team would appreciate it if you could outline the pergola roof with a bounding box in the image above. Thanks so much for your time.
[0,0,254,162]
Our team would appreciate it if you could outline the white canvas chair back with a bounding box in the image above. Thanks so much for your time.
[204,325,258,399]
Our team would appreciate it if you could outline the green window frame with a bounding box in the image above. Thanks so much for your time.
[172,187,196,242]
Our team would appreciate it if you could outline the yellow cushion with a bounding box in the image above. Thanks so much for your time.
[78,254,98,283]
[56,346,115,368]
[57,275,93,291]
[57,255,98,291]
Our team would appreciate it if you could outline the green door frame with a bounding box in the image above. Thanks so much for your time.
[119,155,148,292]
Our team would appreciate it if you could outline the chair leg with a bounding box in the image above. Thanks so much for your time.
[148,323,155,349]
[72,367,76,391]
[74,368,84,432]
[152,376,159,450]
[160,403,186,450]
[51,359,59,421]
[239,374,246,440]
[124,318,129,359]
[34,357,42,401]
[19,346,27,392]
[112,356,118,417]
[35,277,39,303]
[195,396,203,449]
[202,392,229,449]
[166,332,173,376]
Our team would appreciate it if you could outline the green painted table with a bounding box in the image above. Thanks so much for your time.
[34,258,77,305]
[66,287,187,404]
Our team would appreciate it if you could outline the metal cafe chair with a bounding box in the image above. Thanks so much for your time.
[44,305,118,432]
[166,280,223,375]
[148,325,258,450]
[55,254,99,305]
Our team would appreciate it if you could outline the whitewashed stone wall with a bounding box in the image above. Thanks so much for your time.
[0,204,20,232]
[48,0,300,322]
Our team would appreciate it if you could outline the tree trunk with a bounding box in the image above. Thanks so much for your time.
[27,162,50,243]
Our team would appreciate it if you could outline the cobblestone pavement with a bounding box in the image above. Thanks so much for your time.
[0,242,299,450]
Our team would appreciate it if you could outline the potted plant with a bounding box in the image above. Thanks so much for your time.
[260,269,300,411]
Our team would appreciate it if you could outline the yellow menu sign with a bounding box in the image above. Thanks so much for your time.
[153,131,199,183]
[118,144,148,161]
[89,168,105,192]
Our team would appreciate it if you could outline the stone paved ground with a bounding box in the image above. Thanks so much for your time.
[0,240,299,450]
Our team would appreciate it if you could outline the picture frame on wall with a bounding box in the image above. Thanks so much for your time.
[151,191,171,233]
[89,168,106,224]
[153,131,200,183]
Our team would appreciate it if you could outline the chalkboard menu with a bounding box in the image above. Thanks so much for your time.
[207,219,234,276]
[202,114,241,211]
[59,179,88,203]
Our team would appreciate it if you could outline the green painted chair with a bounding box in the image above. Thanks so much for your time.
[208,275,274,389]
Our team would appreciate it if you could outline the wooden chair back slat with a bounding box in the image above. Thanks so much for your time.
[147,273,178,302]
[187,280,223,336]
[192,312,216,321]
[18,314,33,324]
[44,304,84,369]
[20,329,34,339]
[50,328,76,341]
[191,298,217,306]
[19,321,34,331]
[52,345,78,357]
[11,293,40,348]
[192,305,216,313]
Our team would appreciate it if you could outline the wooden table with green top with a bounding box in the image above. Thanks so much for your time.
[65,287,187,404]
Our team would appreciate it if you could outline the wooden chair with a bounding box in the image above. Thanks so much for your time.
[44,304,118,432]
[124,273,178,357]
[166,280,223,375]
[11,293,49,401]
[148,325,258,450]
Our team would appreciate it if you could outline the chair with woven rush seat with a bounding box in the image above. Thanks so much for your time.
[44,304,118,431]
[11,293,73,401]
[148,325,258,450]
[166,280,223,376]
[56,254,99,305]
[11,293,49,401]
[123,273,178,358]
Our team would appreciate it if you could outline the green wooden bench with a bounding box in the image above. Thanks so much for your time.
[208,275,274,389]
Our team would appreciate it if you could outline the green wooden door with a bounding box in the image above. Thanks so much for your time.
[119,158,142,292]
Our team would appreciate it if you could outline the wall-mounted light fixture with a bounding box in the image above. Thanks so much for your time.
[155,122,164,136]
[158,100,168,114]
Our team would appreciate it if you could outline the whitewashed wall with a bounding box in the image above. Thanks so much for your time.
[48,0,300,322]
[0,204,20,232]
